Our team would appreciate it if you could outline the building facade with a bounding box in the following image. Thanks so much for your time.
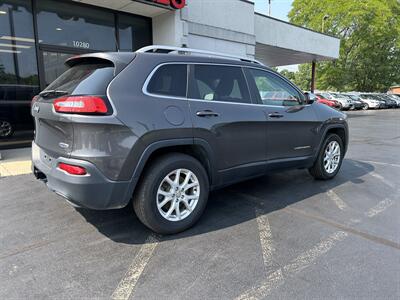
[0,0,340,148]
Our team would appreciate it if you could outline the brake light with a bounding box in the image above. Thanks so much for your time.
[58,163,87,175]
[53,96,108,114]
[31,95,39,107]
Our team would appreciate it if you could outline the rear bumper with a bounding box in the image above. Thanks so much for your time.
[31,142,132,210]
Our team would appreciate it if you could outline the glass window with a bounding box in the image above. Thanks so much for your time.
[118,14,152,51]
[36,0,116,51]
[0,0,39,90]
[189,65,250,104]
[247,69,302,106]
[147,64,187,97]
[45,61,114,96]
[0,0,39,143]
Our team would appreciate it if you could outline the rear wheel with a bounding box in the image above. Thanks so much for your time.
[0,120,14,138]
[362,103,369,110]
[309,134,344,180]
[133,153,209,234]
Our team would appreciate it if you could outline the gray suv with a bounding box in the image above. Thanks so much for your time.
[32,46,348,234]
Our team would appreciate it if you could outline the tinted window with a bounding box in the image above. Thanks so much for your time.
[45,62,114,95]
[0,0,39,98]
[247,69,302,106]
[36,0,115,51]
[147,64,187,97]
[189,65,250,103]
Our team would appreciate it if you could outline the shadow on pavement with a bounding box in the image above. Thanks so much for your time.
[76,159,373,245]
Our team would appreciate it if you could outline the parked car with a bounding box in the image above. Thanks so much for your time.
[316,92,352,110]
[386,94,400,107]
[314,94,341,109]
[375,94,397,108]
[343,94,368,110]
[31,46,349,234]
[359,94,384,109]
[0,84,38,138]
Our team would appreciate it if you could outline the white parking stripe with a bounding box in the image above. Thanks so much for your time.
[255,208,274,266]
[326,189,349,211]
[236,269,284,300]
[360,160,400,168]
[282,231,348,274]
[353,161,396,189]
[365,198,393,218]
[235,231,348,300]
[111,235,159,300]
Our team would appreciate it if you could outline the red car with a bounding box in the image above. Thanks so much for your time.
[315,94,341,109]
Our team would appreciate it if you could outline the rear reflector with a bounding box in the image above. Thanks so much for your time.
[58,163,87,175]
[53,96,108,114]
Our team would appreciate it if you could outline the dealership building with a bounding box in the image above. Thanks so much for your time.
[0,0,340,148]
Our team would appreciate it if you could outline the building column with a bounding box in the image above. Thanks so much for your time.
[310,61,316,93]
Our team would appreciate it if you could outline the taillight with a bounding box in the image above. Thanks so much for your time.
[53,96,108,114]
[31,95,39,107]
[58,163,87,175]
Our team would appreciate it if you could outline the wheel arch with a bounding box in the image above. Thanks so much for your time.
[125,138,216,203]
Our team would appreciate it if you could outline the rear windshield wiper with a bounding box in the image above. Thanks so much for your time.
[39,89,69,99]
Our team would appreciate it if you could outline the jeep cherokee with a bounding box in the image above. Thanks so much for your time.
[31,46,348,234]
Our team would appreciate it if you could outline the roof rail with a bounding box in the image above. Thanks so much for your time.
[136,45,264,65]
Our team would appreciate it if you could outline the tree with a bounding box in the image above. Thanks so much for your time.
[288,0,400,92]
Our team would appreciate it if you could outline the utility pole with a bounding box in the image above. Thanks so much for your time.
[322,15,329,33]
[268,0,272,16]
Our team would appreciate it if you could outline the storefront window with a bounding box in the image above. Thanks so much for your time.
[36,0,116,51]
[118,14,152,51]
[0,0,39,146]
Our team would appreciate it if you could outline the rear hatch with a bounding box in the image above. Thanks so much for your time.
[31,53,134,158]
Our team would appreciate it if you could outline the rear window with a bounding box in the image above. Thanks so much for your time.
[45,62,114,96]
[147,64,187,97]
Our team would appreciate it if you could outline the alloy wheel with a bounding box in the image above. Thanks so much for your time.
[323,141,341,174]
[156,168,200,222]
[0,120,12,137]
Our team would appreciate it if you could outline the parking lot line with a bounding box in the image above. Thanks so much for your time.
[286,207,400,250]
[326,189,349,211]
[111,234,159,300]
[360,160,400,168]
[255,207,274,266]
[353,161,396,189]
[235,231,348,300]
[365,198,394,218]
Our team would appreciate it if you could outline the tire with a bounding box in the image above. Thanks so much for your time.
[133,153,209,234]
[0,119,14,138]
[309,134,344,180]
[362,103,369,110]
[336,103,343,110]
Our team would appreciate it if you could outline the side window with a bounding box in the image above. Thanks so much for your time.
[147,64,187,97]
[246,68,303,106]
[188,65,250,104]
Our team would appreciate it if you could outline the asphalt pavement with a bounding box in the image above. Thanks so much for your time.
[1,109,399,299]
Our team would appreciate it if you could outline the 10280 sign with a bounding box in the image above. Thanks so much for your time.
[73,41,90,49]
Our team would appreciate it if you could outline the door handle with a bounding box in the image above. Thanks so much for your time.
[196,110,220,117]
[268,112,284,118]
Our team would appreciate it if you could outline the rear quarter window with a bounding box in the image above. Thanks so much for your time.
[45,62,115,96]
[147,64,187,97]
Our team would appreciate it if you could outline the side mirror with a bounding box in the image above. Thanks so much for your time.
[304,92,316,104]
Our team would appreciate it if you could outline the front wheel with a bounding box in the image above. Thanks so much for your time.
[133,153,209,234]
[309,134,344,180]
[362,103,369,110]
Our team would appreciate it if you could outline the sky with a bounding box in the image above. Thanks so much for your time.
[251,0,298,71]
[252,0,294,21]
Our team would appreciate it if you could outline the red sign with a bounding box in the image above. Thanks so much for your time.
[147,0,186,9]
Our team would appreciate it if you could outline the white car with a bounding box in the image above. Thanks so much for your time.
[359,94,381,109]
